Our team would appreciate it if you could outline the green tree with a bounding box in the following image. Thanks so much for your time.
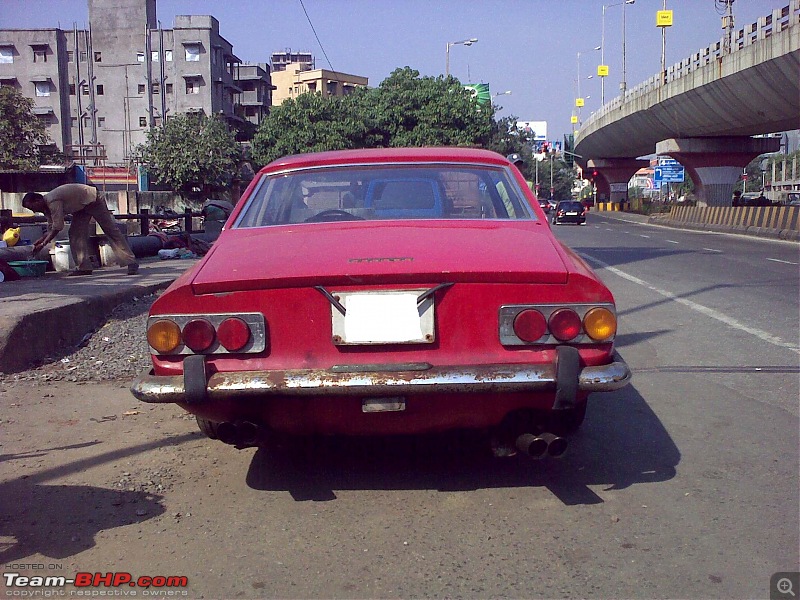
[135,113,241,199]
[0,87,49,170]
[372,67,493,148]
[251,91,374,166]
[251,67,497,168]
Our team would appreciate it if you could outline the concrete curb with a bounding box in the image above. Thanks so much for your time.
[0,260,196,374]
[649,217,800,242]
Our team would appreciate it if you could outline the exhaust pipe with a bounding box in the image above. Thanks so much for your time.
[216,422,238,445]
[515,432,569,459]
[236,421,260,446]
[215,421,264,446]
[515,433,549,459]
[538,432,569,458]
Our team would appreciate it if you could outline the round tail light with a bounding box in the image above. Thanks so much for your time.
[147,319,182,353]
[513,309,547,342]
[217,317,251,351]
[583,307,617,341]
[548,308,582,341]
[182,318,216,352]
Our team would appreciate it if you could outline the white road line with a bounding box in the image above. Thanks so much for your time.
[606,228,613,231]
[666,240,679,244]
[766,258,799,265]
[580,253,800,355]
[623,231,630,234]
[639,234,650,238]
[703,248,722,253]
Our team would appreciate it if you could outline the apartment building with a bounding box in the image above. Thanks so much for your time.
[271,62,368,106]
[0,0,273,166]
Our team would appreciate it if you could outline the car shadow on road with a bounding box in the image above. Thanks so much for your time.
[0,432,199,563]
[245,383,680,505]
[0,481,164,564]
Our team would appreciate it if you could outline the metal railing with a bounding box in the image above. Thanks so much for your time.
[588,1,800,123]
[0,208,201,237]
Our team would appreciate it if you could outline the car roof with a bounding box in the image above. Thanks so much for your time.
[260,147,510,174]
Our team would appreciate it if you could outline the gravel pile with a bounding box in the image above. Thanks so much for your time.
[0,293,159,386]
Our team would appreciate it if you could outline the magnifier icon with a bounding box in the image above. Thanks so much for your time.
[778,578,796,597]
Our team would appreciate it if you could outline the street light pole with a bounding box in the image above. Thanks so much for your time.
[445,38,478,76]
[576,46,601,123]
[600,0,635,104]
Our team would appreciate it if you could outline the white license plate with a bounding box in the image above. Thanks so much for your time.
[362,398,406,413]
[566,211,578,215]
[331,290,435,344]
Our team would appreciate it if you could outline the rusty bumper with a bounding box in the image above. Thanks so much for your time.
[130,357,631,404]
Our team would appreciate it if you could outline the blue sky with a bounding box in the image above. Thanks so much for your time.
[3,0,782,141]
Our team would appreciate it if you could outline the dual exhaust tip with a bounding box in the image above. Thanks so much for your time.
[216,420,262,447]
[515,432,568,459]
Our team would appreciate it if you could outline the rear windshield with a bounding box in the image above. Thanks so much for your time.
[235,164,535,227]
[558,201,584,211]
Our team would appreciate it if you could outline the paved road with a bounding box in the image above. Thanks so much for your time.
[1,212,797,599]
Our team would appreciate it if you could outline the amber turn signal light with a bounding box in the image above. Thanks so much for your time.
[147,319,182,353]
[583,307,617,341]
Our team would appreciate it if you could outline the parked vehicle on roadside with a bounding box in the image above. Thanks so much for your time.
[131,147,630,460]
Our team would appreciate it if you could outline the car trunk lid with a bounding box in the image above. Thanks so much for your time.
[190,221,568,294]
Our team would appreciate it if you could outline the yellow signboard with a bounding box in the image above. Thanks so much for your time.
[597,65,609,77]
[575,98,585,107]
[571,115,579,124]
[656,10,673,27]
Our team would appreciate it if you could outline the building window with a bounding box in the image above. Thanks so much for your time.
[138,83,145,94]
[165,83,173,94]
[71,117,78,128]
[96,84,104,95]
[34,81,50,97]
[97,117,105,128]
[79,51,87,62]
[327,81,337,96]
[139,116,147,127]
[81,83,89,95]
[66,50,73,62]
[82,115,91,128]
[0,47,13,64]
[151,51,159,62]
[165,50,173,62]
[94,51,102,62]
[154,116,161,127]
[184,44,200,62]
[152,82,160,94]
[33,48,47,63]
[36,113,51,125]
[69,83,76,95]
[137,52,145,62]
[185,78,200,94]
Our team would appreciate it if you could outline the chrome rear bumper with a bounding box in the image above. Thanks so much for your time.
[131,357,631,404]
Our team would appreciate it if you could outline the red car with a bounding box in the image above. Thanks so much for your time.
[131,148,630,459]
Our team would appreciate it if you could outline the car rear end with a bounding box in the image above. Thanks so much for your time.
[132,148,629,455]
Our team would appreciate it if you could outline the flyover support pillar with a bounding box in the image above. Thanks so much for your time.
[586,158,649,208]
[656,137,780,207]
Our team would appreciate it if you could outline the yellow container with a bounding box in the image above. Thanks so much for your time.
[3,227,20,247]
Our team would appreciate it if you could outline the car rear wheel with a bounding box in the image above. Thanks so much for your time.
[196,416,220,440]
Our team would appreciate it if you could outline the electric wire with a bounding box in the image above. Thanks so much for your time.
[297,0,343,83]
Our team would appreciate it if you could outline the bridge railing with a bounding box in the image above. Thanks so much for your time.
[589,1,800,123]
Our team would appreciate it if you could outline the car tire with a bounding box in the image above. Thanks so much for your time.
[549,401,588,435]
[196,416,220,440]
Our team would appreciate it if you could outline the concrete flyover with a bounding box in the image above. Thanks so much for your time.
[575,2,800,207]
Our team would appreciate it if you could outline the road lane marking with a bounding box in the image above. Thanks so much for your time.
[703,248,722,253]
[606,228,613,231]
[580,253,800,355]
[639,234,650,238]
[666,240,679,244]
[766,258,799,265]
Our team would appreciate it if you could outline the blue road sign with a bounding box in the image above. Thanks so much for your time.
[653,165,684,183]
